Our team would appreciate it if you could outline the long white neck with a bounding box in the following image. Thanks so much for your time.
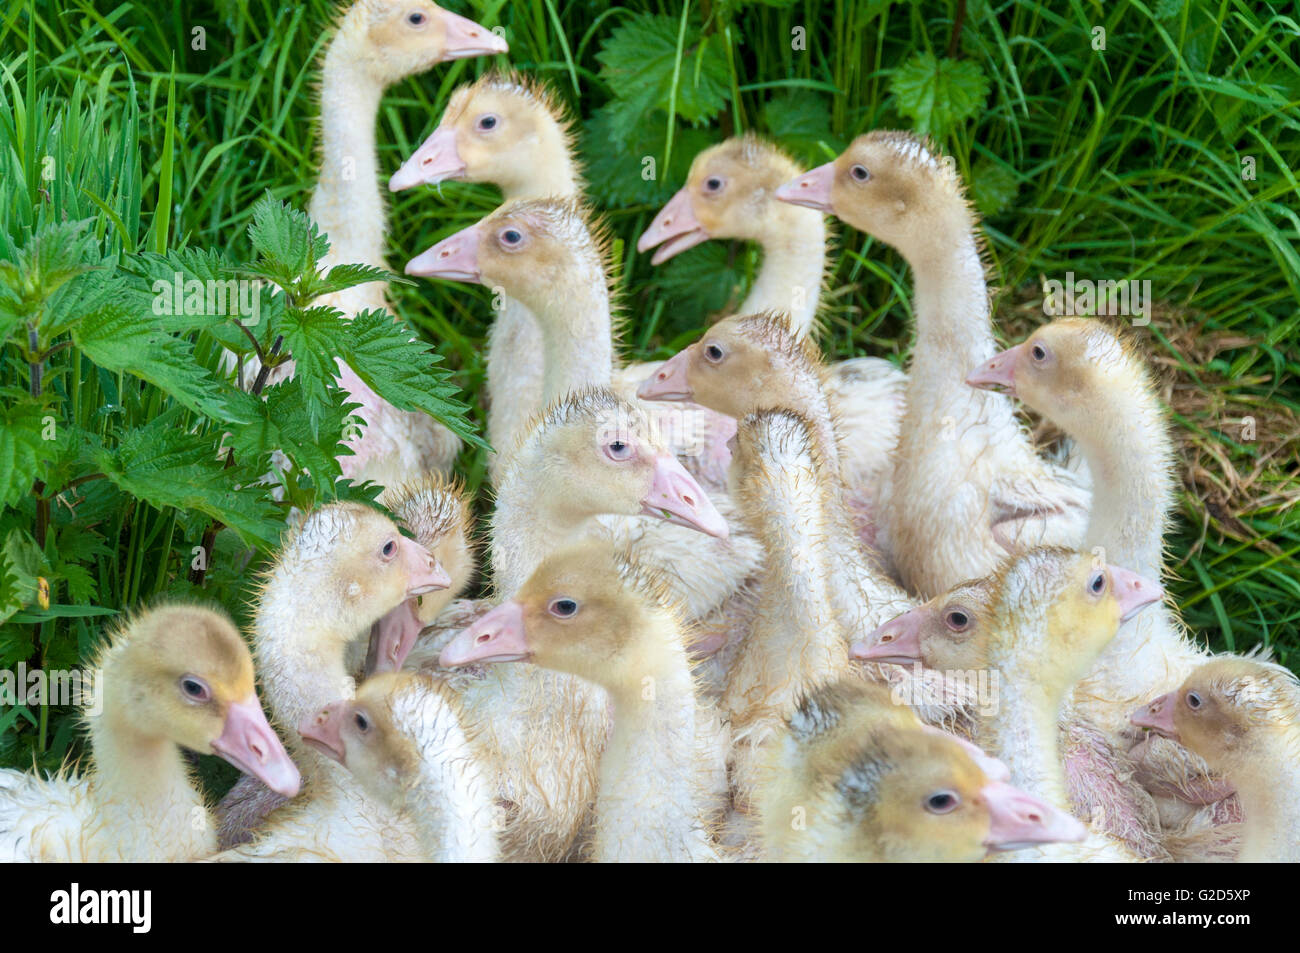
[592,628,712,862]
[1234,740,1300,862]
[982,669,1070,806]
[745,208,826,335]
[528,270,614,404]
[402,709,499,862]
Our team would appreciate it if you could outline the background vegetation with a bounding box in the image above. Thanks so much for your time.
[0,0,1296,778]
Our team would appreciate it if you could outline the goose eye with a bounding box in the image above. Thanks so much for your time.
[1031,343,1049,362]
[944,609,970,632]
[704,176,724,193]
[850,164,870,182]
[1088,571,1107,596]
[406,11,426,26]
[499,228,524,247]
[381,539,398,560]
[925,790,959,814]
[354,712,371,733]
[703,343,725,363]
[179,676,210,702]
[477,114,499,132]
[604,439,633,462]
[1185,691,1203,711]
[548,598,579,619]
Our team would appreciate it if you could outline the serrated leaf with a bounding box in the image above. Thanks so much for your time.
[277,304,351,437]
[231,377,351,495]
[2,529,45,610]
[0,220,99,333]
[582,105,715,207]
[127,248,265,334]
[52,561,96,604]
[890,52,990,139]
[339,309,482,448]
[299,262,407,303]
[72,303,247,423]
[761,91,844,164]
[0,397,61,508]
[246,193,330,290]
[971,157,1020,219]
[93,409,283,547]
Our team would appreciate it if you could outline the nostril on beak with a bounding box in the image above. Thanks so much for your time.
[250,738,267,762]
[682,493,696,507]
[476,632,491,645]
[421,156,433,166]
[880,633,894,643]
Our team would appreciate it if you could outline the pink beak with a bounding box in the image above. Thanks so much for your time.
[403,536,452,597]
[850,607,925,665]
[642,453,728,538]
[637,187,709,265]
[920,725,1011,783]
[966,343,1027,393]
[390,127,464,191]
[1130,692,1180,740]
[774,162,836,213]
[213,697,301,797]
[438,9,508,60]
[367,598,425,675]
[1107,565,1163,621]
[982,782,1087,852]
[636,347,695,402]
[406,223,483,282]
[298,701,347,766]
[440,601,530,668]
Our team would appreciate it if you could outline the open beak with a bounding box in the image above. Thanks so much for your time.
[366,598,424,676]
[636,347,695,402]
[298,702,347,766]
[390,127,464,191]
[406,224,483,281]
[966,343,1025,393]
[637,187,709,265]
[1129,692,1179,740]
[982,782,1086,852]
[850,608,925,665]
[213,696,301,797]
[641,453,728,538]
[775,162,836,213]
[438,9,508,60]
[440,601,530,667]
[1108,565,1164,622]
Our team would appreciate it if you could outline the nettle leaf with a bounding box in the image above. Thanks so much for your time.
[596,13,730,134]
[0,555,23,626]
[890,52,990,139]
[0,396,61,508]
[582,104,715,207]
[127,248,260,333]
[299,263,408,303]
[247,193,330,290]
[2,528,45,611]
[971,157,1020,219]
[278,304,351,437]
[761,90,844,164]
[340,309,482,448]
[0,220,99,332]
[232,377,352,495]
[72,303,247,423]
[93,409,282,547]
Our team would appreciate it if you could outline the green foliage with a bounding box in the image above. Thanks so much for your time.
[890,52,990,140]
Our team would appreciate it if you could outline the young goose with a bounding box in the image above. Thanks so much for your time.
[637,135,907,511]
[259,1,505,488]
[300,672,497,862]
[757,680,1084,862]
[852,576,997,671]
[777,132,1090,597]
[967,548,1164,861]
[441,540,728,863]
[0,605,299,862]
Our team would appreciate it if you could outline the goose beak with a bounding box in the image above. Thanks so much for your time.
[1107,565,1164,622]
[298,701,347,766]
[850,608,925,664]
[390,127,464,191]
[440,601,530,667]
[214,697,301,798]
[636,348,695,402]
[637,187,709,265]
[366,598,424,676]
[642,454,728,539]
[965,344,1024,393]
[404,537,452,596]
[920,727,1012,783]
[1129,692,1179,740]
[406,225,482,282]
[438,9,508,60]
[982,782,1086,852]
[775,162,836,213]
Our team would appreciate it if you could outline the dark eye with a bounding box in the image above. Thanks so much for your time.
[406,11,426,26]
[548,598,579,619]
[605,439,633,462]
[477,114,498,131]
[925,790,959,814]
[1031,343,1049,362]
[499,228,523,247]
[382,539,398,559]
[354,712,371,732]
[703,342,725,363]
[704,176,724,193]
[1186,691,1203,711]
[944,609,970,632]
[850,164,870,182]
[1088,571,1107,595]
[180,676,210,702]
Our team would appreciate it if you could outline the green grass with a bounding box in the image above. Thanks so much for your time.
[0,0,1297,775]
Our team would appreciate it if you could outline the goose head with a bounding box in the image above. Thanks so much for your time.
[851,576,997,671]
[100,605,301,797]
[637,135,809,265]
[340,1,506,87]
[390,71,571,193]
